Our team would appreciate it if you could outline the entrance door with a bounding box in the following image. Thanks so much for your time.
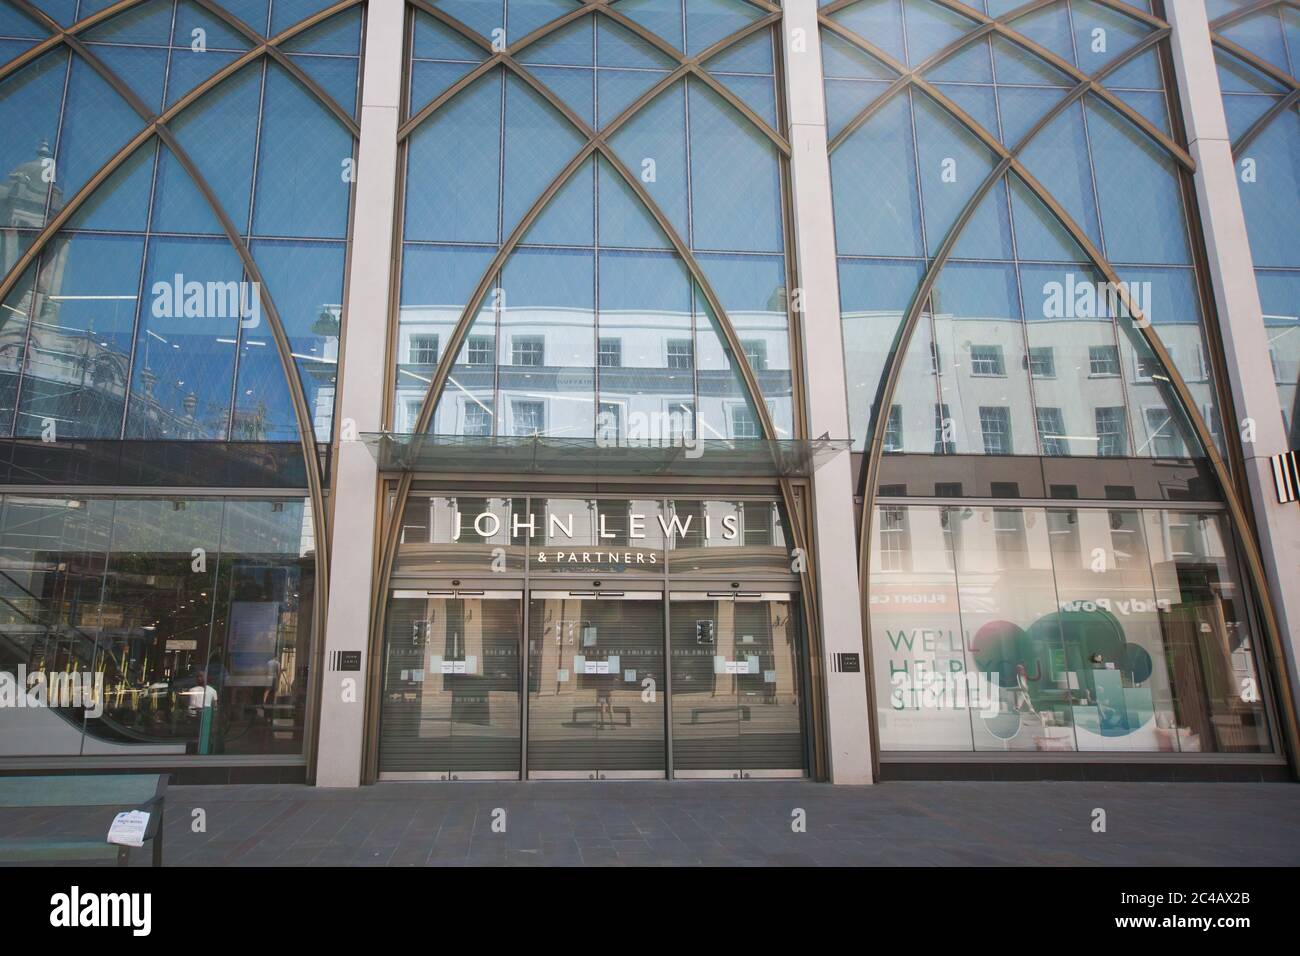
[526,591,665,779]
[378,590,523,779]
[669,592,805,777]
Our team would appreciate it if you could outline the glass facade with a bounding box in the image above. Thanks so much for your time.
[392,0,794,444]
[0,0,1291,779]
[0,0,360,445]
[824,0,1283,759]
[825,0,1217,460]
[0,0,355,766]
[1210,0,1300,444]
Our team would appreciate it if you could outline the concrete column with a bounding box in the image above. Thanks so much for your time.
[1167,1,1300,734]
[315,0,405,787]
[783,0,873,784]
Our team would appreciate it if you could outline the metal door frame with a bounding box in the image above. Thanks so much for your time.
[377,588,525,781]
[525,589,666,780]
[667,590,807,779]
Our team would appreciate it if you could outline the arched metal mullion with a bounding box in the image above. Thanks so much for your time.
[404,0,494,52]
[37,25,334,664]
[687,57,790,153]
[851,109,1300,782]
[1,0,360,136]
[1210,0,1299,33]
[596,144,825,758]
[0,0,363,305]
[1212,32,1300,91]
[0,0,156,85]
[0,2,367,737]
[370,5,820,780]
[827,17,1168,153]
[822,13,1193,167]
[399,3,790,154]
[364,139,603,731]
[188,0,361,136]
[1232,86,1300,155]
[399,54,504,137]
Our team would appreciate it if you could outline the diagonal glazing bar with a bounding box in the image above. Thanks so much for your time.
[820,0,1192,168]
[1211,33,1300,92]
[404,0,789,150]
[1233,87,1300,155]
[1210,0,1298,32]
[0,0,369,660]
[189,0,361,135]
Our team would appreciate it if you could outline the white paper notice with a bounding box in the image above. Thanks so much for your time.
[764,670,777,684]
[556,669,570,682]
[624,669,637,682]
[107,810,150,847]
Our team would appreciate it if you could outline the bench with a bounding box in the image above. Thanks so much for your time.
[569,704,632,727]
[690,705,752,725]
[0,774,168,867]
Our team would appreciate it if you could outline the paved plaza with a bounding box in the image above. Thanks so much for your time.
[4,779,1298,866]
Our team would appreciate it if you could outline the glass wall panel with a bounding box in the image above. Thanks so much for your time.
[825,1,1227,460]
[0,3,360,445]
[868,502,1275,754]
[1143,510,1271,752]
[397,10,796,444]
[869,504,974,751]
[0,493,315,757]
[957,506,1077,752]
[1213,21,1300,444]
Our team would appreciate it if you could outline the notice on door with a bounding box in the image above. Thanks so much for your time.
[431,656,477,675]
[574,655,620,674]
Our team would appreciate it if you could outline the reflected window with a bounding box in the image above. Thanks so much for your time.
[511,336,545,367]
[970,344,1006,377]
[512,399,544,435]
[1028,347,1055,378]
[409,334,439,365]
[667,339,694,369]
[979,406,1012,454]
[598,337,622,368]
[1089,345,1121,377]
[1037,406,1069,456]
[1143,407,1182,457]
[731,404,760,439]
[464,402,493,437]
[1095,406,1128,456]
[878,506,910,572]
[467,335,494,366]
[884,404,903,452]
